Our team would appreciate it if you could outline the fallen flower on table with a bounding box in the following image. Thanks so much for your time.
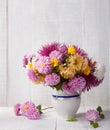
[14,101,42,120]
[86,106,105,128]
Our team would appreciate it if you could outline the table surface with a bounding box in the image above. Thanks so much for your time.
[0,107,110,130]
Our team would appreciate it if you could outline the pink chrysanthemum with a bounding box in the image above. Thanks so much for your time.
[26,108,40,120]
[86,109,100,122]
[49,50,64,63]
[38,42,60,56]
[45,73,60,86]
[36,56,52,74]
[58,44,68,56]
[23,54,35,68]
[14,103,21,116]
[27,69,38,82]
[62,82,74,94]
[20,101,36,116]
[68,76,86,92]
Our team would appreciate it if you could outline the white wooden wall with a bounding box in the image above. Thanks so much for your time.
[0,0,7,106]
[0,0,110,110]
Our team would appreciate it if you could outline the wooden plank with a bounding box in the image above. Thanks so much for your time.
[0,0,7,106]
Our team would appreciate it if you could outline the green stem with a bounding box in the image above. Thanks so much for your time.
[42,106,53,110]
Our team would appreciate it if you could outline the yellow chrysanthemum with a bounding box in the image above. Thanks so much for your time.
[50,58,58,67]
[59,64,75,79]
[34,75,45,84]
[68,46,76,55]
[33,67,38,74]
[83,65,91,75]
[68,54,84,71]
[27,62,33,68]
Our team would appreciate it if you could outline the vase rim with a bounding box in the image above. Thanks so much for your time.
[52,94,80,99]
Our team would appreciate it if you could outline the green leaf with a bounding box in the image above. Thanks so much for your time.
[100,113,105,119]
[37,105,41,110]
[37,105,43,114]
[90,121,94,125]
[66,117,78,122]
[97,106,102,113]
[92,122,99,128]
[55,83,61,91]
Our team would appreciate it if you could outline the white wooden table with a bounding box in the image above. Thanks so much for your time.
[0,107,110,130]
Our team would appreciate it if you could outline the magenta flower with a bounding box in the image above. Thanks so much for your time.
[68,76,86,92]
[23,55,28,68]
[83,74,103,91]
[27,69,38,82]
[49,50,64,63]
[23,54,35,68]
[74,45,88,59]
[62,82,74,94]
[58,44,68,56]
[20,101,36,116]
[27,108,40,120]
[36,56,52,74]
[45,73,60,86]
[38,42,60,56]
[86,109,100,122]
[14,103,21,116]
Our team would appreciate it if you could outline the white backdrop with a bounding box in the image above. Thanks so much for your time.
[0,0,110,110]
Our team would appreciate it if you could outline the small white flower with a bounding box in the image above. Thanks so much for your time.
[94,63,105,80]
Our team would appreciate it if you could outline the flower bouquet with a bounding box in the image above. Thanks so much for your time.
[23,42,105,93]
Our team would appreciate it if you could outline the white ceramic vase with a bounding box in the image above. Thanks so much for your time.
[51,90,81,119]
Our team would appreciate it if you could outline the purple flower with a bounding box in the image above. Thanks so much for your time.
[62,82,74,94]
[83,74,103,91]
[14,103,21,116]
[38,42,60,56]
[86,109,100,122]
[20,101,36,116]
[74,45,88,59]
[36,56,52,74]
[23,56,28,68]
[23,54,35,68]
[58,44,68,56]
[49,50,64,63]
[45,73,60,86]
[68,76,86,92]
[27,69,38,82]
[26,108,40,120]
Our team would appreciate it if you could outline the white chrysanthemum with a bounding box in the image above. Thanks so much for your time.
[94,63,105,80]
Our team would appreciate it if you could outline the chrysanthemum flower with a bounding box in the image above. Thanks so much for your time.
[61,82,74,94]
[27,69,38,82]
[58,44,68,56]
[23,54,35,68]
[68,76,86,91]
[14,103,21,116]
[68,46,76,55]
[38,42,60,56]
[83,65,91,75]
[20,101,36,116]
[86,109,100,122]
[83,74,103,91]
[26,108,40,120]
[50,58,59,67]
[45,73,60,86]
[36,56,52,74]
[49,50,64,63]
[93,63,105,80]
[74,45,88,58]
[68,54,84,72]
[59,64,76,79]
